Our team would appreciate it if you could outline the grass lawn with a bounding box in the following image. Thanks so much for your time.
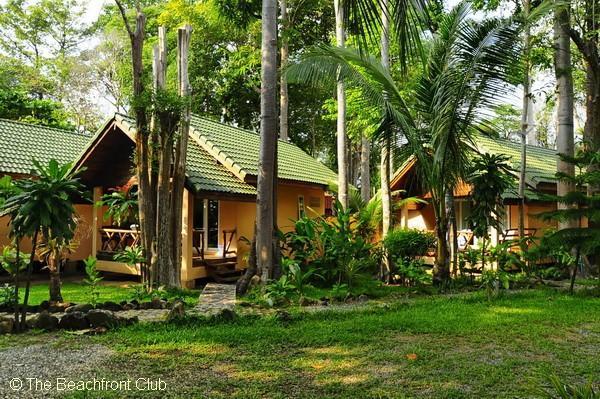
[2,287,597,398]
[11,280,202,307]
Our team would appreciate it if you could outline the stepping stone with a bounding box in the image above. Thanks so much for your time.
[195,283,236,314]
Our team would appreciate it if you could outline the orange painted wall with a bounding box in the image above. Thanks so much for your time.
[216,182,326,269]
[0,204,94,262]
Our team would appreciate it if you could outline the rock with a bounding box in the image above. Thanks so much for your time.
[357,294,369,303]
[214,308,236,321]
[130,300,140,308]
[58,311,90,330]
[116,315,138,326]
[34,311,59,331]
[122,303,136,311]
[151,297,166,310]
[139,301,153,310]
[166,302,185,321]
[101,301,123,312]
[249,274,261,287]
[48,303,71,313]
[275,310,292,323]
[39,300,50,310]
[86,309,118,328]
[299,296,315,307]
[69,327,108,336]
[0,317,14,334]
[166,300,174,309]
[319,300,329,306]
[65,304,93,314]
[119,301,128,307]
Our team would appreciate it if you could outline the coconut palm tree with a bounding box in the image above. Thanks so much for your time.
[1,159,85,331]
[288,3,520,285]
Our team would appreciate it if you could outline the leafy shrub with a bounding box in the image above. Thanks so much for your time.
[480,270,509,300]
[394,258,431,287]
[0,283,17,307]
[0,246,27,276]
[264,276,296,306]
[83,256,102,307]
[96,185,138,227]
[284,201,376,287]
[384,228,436,262]
[329,283,349,300]
[282,258,322,296]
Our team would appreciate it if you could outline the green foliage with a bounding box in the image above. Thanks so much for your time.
[537,375,599,399]
[282,258,322,297]
[284,201,376,288]
[466,153,514,242]
[0,283,17,307]
[329,282,349,300]
[0,246,27,277]
[264,276,296,306]
[394,258,431,287]
[97,186,138,227]
[383,228,436,262]
[83,256,102,307]
[537,149,600,257]
[1,159,86,242]
[459,247,481,274]
[480,269,510,300]
[114,246,145,266]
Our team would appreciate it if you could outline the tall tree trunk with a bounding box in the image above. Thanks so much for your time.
[518,0,531,246]
[279,0,289,141]
[380,0,392,282]
[360,135,371,202]
[237,226,258,294]
[334,0,348,209]
[433,209,450,286]
[13,240,21,331]
[446,190,458,276]
[554,2,576,231]
[171,25,193,288]
[116,2,155,287]
[256,0,278,282]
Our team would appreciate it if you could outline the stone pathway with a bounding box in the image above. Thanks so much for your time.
[194,283,236,314]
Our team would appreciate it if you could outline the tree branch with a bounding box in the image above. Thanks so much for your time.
[114,0,134,39]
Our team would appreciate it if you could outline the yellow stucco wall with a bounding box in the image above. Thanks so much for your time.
[0,204,94,262]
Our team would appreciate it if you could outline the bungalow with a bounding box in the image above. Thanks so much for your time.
[0,114,336,288]
[0,118,93,261]
[391,134,575,249]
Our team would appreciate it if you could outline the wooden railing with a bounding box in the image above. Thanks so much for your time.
[100,227,140,254]
[192,228,236,262]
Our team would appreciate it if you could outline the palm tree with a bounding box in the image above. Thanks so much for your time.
[334,0,349,209]
[1,159,85,331]
[288,3,520,284]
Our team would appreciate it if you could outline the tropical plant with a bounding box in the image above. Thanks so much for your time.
[536,375,599,399]
[36,236,79,303]
[0,159,85,331]
[288,3,521,285]
[383,228,436,262]
[394,258,431,287]
[114,245,149,289]
[97,185,138,227]
[264,276,296,306]
[466,153,514,267]
[480,269,510,300]
[0,283,17,307]
[0,246,27,277]
[83,256,102,307]
[330,282,350,300]
[282,258,322,296]
[537,149,600,293]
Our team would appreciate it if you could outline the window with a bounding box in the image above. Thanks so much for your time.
[456,200,472,231]
[297,195,305,219]
[193,198,219,250]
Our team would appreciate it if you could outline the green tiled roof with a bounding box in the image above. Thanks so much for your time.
[114,114,336,195]
[475,134,558,186]
[186,138,256,195]
[0,119,90,175]
[189,115,338,186]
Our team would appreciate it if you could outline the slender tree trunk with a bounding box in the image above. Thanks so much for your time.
[171,25,193,288]
[433,211,450,286]
[554,2,576,231]
[256,0,278,282]
[570,247,581,294]
[48,249,63,303]
[360,135,371,202]
[446,191,458,276]
[20,228,39,331]
[380,0,392,282]
[279,0,289,141]
[237,225,258,294]
[334,0,348,209]
[518,0,531,247]
[13,240,20,331]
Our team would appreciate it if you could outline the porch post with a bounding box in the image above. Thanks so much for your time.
[401,205,409,228]
[91,187,103,258]
[180,189,194,287]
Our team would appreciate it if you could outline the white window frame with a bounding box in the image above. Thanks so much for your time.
[198,199,220,251]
